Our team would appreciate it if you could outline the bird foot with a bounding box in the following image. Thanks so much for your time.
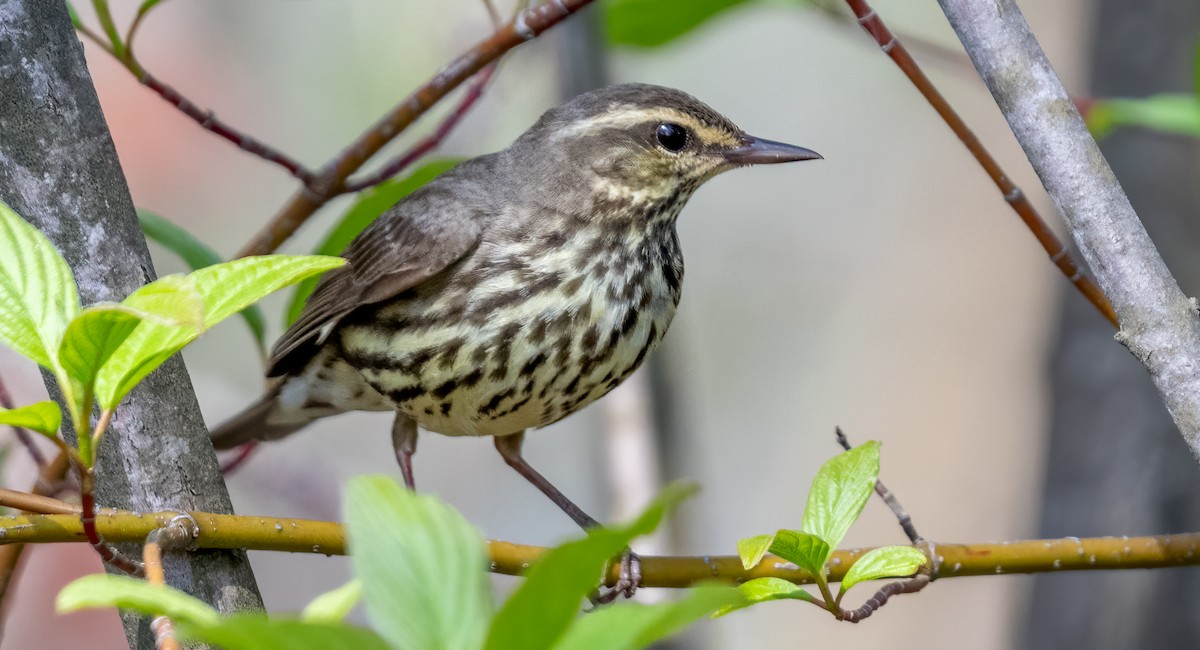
[589,549,642,606]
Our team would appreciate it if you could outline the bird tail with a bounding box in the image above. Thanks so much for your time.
[209,384,314,450]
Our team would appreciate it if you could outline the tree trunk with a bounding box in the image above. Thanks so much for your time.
[1022,1,1200,648]
[0,1,264,648]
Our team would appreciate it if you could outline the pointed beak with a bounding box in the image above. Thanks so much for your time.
[722,135,822,166]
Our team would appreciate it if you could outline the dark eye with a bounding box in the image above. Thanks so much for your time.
[655,123,689,152]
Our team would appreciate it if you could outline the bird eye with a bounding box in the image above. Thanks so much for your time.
[655,123,689,152]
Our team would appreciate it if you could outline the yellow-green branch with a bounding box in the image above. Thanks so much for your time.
[3,510,1198,588]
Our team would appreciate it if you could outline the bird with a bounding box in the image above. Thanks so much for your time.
[211,83,820,599]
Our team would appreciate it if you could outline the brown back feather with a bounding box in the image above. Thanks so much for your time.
[267,168,487,377]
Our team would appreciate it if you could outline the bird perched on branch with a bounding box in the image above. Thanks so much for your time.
[212,83,820,599]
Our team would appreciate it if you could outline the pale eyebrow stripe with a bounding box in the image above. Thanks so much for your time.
[553,110,743,149]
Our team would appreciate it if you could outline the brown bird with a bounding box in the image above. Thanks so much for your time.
[212,83,820,598]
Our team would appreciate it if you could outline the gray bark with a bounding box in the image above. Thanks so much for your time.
[1022,2,1200,648]
[936,0,1200,462]
[0,1,263,647]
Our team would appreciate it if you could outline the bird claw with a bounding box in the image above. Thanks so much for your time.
[588,549,642,607]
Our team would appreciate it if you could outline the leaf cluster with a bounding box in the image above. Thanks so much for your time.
[0,199,343,466]
[726,441,926,617]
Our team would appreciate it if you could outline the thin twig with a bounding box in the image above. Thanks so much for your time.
[935,0,1200,463]
[340,64,497,193]
[839,572,932,622]
[843,0,1118,328]
[134,70,318,186]
[144,530,181,650]
[835,427,922,543]
[236,0,597,258]
[78,469,144,577]
[0,488,79,515]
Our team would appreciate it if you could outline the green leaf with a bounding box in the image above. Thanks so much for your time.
[0,401,62,438]
[179,617,392,650]
[136,0,167,19]
[713,577,815,617]
[801,440,880,566]
[138,210,267,348]
[838,546,927,597]
[285,159,461,325]
[737,534,774,570]
[94,256,341,409]
[552,585,743,650]
[184,619,389,650]
[768,530,830,579]
[190,255,345,329]
[66,1,82,27]
[301,579,362,624]
[56,574,221,627]
[344,476,491,650]
[604,0,750,48]
[1086,94,1200,139]
[57,291,204,428]
[485,483,697,650]
[92,274,206,410]
[0,199,79,369]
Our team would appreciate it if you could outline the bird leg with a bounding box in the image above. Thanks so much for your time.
[494,432,642,602]
[391,414,419,490]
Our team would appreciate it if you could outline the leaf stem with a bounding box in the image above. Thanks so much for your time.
[90,0,126,61]
[90,409,114,457]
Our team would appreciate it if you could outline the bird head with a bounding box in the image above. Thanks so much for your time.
[511,83,821,212]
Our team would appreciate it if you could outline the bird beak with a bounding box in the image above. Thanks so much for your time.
[722,135,822,166]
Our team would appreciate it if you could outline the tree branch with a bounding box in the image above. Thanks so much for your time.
[236,0,597,258]
[0,3,263,648]
[843,0,1117,327]
[935,0,1200,462]
[0,507,1197,589]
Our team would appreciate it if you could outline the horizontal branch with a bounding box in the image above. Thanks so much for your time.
[3,509,1198,588]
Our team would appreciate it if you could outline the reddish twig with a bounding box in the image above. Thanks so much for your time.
[76,410,144,576]
[341,63,498,193]
[843,0,1119,327]
[72,24,318,187]
[135,70,318,186]
[219,440,259,476]
[236,0,597,258]
[78,475,144,577]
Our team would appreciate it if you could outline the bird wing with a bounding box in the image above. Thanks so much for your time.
[267,186,483,377]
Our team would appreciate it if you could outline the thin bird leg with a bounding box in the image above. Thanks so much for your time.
[494,432,641,602]
[391,414,419,490]
[494,432,599,529]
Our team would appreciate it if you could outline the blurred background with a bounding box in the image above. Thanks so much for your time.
[2,0,1198,647]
